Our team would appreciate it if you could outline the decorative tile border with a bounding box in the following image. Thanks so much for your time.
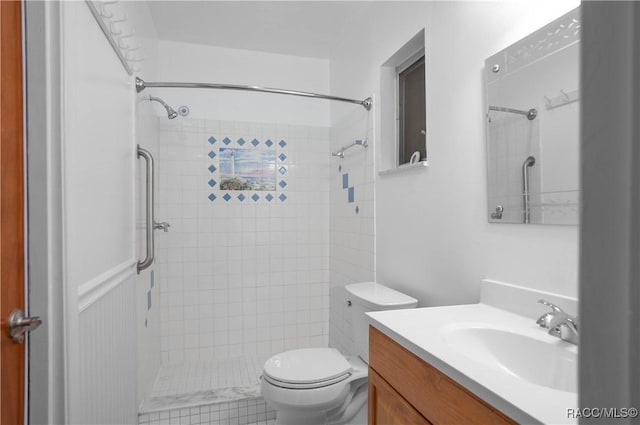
[337,164,359,214]
[144,270,155,329]
[205,136,288,203]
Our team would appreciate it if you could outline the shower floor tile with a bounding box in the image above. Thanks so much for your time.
[141,356,267,413]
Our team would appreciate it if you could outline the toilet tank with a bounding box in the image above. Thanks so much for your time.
[344,282,418,363]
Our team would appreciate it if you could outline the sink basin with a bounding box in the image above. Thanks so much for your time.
[441,326,577,393]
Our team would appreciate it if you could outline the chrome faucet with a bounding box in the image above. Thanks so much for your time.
[536,299,579,345]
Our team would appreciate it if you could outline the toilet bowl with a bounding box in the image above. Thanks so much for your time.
[261,282,418,425]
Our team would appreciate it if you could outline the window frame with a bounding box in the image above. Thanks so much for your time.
[396,48,426,166]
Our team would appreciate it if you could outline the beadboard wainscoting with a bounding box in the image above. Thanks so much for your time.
[77,269,138,424]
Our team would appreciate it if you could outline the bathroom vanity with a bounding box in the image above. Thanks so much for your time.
[366,279,578,425]
[368,326,515,425]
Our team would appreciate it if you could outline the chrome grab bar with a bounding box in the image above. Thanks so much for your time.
[137,145,155,273]
[522,155,536,224]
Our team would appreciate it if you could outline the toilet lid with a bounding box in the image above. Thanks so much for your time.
[263,348,352,385]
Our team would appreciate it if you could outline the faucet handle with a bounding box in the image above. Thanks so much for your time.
[536,299,564,329]
[537,299,564,313]
[547,312,579,344]
[548,312,578,330]
[153,221,171,232]
[535,300,579,344]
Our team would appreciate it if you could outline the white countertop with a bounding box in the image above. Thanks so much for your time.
[367,303,578,425]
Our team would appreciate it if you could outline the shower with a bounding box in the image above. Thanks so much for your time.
[149,95,178,119]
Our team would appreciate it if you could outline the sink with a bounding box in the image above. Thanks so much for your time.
[441,326,577,393]
[367,289,579,424]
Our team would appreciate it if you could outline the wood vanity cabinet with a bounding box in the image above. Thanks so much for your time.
[368,326,516,425]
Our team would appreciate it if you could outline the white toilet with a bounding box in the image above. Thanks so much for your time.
[261,282,418,425]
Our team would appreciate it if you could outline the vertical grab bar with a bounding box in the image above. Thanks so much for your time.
[137,145,155,273]
[522,155,536,224]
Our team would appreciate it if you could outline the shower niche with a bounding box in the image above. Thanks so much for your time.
[484,7,580,225]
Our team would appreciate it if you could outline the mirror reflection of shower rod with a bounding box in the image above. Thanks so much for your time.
[135,77,373,111]
[489,105,537,120]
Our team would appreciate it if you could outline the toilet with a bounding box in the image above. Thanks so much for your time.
[261,282,418,425]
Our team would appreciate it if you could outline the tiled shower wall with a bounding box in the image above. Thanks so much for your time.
[156,118,330,364]
[328,106,376,356]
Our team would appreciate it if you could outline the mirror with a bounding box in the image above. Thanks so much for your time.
[485,7,580,225]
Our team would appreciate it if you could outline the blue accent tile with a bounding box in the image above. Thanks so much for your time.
[223,193,231,201]
[208,136,216,145]
[147,290,152,311]
[338,165,342,172]
[279,166,287,175]
[251,138,260,147]
[208,193,217,202]
[251,194,260,202]
[355,205,360,214]
[279,153,287,162]
[279,180,287,188]
[348,187,355,203]
[208,151,217,159]
[208,165,217,173]
[238,193,246,202]
[150,270,154,288]
[237,137,246,146]
[223,137,232,145]
[265,139,273,147]
[342,173,349,189]
[265,193,274,202]
[279,140,287,148]
[208,179,217,187]
[279,194,287,202]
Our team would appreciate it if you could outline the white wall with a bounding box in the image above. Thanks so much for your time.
[329,1,580,308]
[149,40,330,126]
[60,2,138,423]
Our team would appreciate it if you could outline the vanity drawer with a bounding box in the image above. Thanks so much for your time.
[369,326,516,425]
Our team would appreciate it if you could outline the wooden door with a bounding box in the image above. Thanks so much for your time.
[0,1,26,424]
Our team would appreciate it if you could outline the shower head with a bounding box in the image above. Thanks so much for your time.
[149,96,178,119]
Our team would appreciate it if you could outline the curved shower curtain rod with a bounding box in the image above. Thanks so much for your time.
[135,77,373,111]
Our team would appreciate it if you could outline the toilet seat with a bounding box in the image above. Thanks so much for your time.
[263,372,352,389]
[261,354,368,423]
[262,348,353,389]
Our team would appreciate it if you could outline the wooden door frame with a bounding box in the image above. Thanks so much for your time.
[1,1,26,424]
